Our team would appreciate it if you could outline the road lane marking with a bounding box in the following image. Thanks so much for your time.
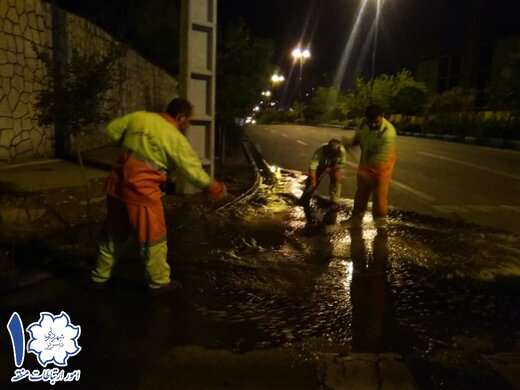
[499,205,520,213]
[391,181,437,203]
[418,152,520,181]
[296,140,308,146]
[344,161,436,203]
[466,205,496,213]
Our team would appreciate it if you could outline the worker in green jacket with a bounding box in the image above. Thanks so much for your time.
[91,98,226,292]
[299,139,348,210]
[343,104,397,227]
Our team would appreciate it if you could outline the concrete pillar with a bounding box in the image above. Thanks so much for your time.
[179,0,217,193]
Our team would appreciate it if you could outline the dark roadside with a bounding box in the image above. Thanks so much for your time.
[0,144,519,389]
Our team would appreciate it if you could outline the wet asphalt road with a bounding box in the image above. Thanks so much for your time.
[1,171,519,389]
[246,124,520,233]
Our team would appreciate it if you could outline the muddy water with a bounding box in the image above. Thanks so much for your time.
[169,172,520,352]
[1,171,519,388]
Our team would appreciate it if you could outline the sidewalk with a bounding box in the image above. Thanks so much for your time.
[0,158,108,192]
[0,148,117,238]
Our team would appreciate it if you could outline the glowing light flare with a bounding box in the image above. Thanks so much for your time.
[332,0,369,89]
[271,74,285,84]
[292,47,311,61]
[346,261,354,287]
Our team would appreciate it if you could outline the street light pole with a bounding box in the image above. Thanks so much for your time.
[298,57,304,98]
[292,47,311,101]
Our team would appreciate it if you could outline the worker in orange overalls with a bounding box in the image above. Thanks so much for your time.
[299,139,348,208]
[91,98,226,292]
[343,104,397,228]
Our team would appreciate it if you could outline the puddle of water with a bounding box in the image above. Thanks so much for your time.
[1,170,519,389]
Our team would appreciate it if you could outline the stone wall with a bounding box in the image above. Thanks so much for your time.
[65,12,179,152]
[0,0,178,163]
[0,0,53,162]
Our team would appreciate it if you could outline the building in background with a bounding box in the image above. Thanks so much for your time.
[415,0,519,103]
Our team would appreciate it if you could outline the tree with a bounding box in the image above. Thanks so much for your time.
[290,101,306,122]
[392,86,429,115]
[34,44,125,236]
[304,87,348,122]
[345,70,428,117]
[216,21,274,144]
[428,88,477,115]
[344,77,372,118]
[488,57,520,116]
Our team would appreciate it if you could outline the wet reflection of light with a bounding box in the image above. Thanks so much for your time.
[287,179,304,198]
[338,234,352,246]
[330,231,349,258]
[268,164,283,180]
[363,228,378,242]
[290,206,306,220]
[344,261,354,290]
[287,206,307,229]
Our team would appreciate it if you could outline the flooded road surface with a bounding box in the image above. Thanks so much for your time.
[1,170,519,389]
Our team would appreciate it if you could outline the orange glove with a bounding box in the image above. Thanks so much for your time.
[207,181,227,200]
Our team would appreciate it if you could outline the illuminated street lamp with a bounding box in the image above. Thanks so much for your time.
[291,48,311,62]
[291,46,311,99]
[271,74,285,85]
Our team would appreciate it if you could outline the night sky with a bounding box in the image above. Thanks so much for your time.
[219,0,520,89]
[62,0,520,91]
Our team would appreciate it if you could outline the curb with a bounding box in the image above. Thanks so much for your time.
[214,139,264,212]
[259,124,520,151]
[318,123,345,129]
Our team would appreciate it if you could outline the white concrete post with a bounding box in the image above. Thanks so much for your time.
[179,0,217,193]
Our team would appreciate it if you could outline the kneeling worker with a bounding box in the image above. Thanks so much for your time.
[299,139,348,210]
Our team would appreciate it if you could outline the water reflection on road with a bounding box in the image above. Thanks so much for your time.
[1,170,519,389]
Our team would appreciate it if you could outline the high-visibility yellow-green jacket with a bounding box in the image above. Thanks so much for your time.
[347,118,397,166]
[106,111,211,189]
[309,143,348,171]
